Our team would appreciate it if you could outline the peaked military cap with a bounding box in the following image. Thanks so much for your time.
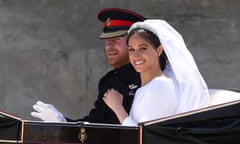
[97,8,145,39]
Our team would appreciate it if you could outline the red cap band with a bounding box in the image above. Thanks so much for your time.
[104,19,134,28]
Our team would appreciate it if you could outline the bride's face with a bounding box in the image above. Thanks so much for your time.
[128,33,161,73]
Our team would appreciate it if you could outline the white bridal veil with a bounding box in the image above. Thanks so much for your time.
[129,19,210,113]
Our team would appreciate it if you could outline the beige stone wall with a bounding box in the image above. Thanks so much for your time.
[0,0,239,120]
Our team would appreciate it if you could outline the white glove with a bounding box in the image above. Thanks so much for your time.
[31,100,66,122]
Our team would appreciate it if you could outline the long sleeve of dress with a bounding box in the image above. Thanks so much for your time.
[122,76,178,126]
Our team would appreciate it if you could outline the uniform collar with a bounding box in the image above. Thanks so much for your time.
[113,63,135,74]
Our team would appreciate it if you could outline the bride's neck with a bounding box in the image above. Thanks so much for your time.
[141,70,163,86]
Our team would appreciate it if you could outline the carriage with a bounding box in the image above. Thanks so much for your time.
[1,89,240,144]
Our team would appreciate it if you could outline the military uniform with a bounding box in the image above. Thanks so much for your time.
[76,63,140,124]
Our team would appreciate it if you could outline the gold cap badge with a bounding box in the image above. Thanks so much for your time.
[106,17,111,27]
